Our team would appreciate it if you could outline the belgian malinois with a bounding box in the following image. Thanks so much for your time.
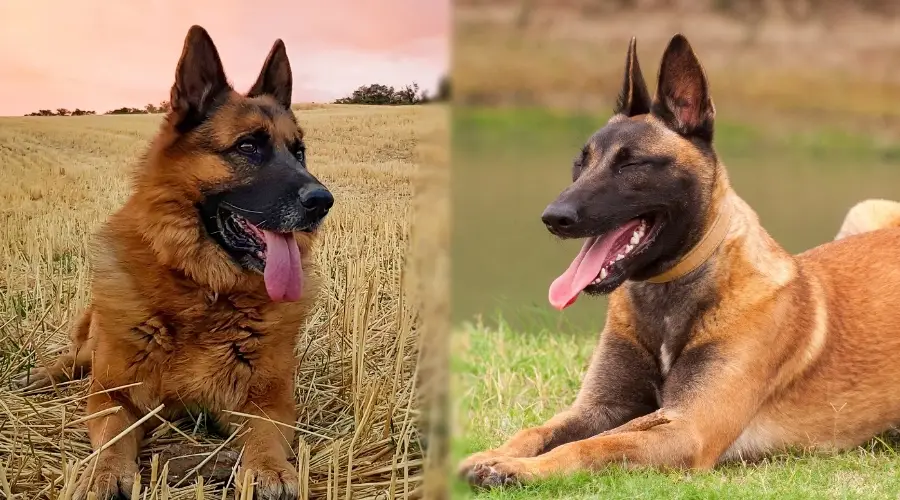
[12,26,333,499]
[458,33,900,488]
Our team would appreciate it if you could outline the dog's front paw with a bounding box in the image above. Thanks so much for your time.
[240,459,299,500]
[465,456,536,489]
[456,449,507,479]
[10,365,60,391]
[73,458,139,500]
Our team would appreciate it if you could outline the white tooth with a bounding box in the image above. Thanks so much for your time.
[630,233,640,245]
[625,244,634,253]
[600,268,608,279]
[616,254,625,261]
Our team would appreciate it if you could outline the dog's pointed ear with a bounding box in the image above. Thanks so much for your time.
[247,40,293,109]
[614,37,651,117]
[170,26,231,129]
[651,34,715,141]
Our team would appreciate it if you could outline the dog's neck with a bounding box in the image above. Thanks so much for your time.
[622,168,737,371]
[646,167,734,284]
[647,199,733,284]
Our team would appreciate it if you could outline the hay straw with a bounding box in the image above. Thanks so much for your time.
[0,104,443,498]
[79,404,164,468]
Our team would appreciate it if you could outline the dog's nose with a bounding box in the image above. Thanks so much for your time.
[541,202,579,231]
[299,188,334,218]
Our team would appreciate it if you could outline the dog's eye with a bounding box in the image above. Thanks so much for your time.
[614,162,642,174]
[572,150,587,180]
[294,149,305,163]
[237,140,258,155]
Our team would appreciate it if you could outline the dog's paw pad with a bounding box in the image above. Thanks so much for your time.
[73,467,138,500]
[241,463,299,500]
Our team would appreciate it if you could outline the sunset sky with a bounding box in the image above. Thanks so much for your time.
[0,0,448,116]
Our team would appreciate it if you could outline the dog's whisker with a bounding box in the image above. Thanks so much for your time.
[220,201,264,214]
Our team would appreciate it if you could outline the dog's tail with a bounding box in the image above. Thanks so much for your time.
[835,199,900,241]
[11,307,96,391]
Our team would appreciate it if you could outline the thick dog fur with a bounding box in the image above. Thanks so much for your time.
[12,26,331,499]
[458,34,900,488]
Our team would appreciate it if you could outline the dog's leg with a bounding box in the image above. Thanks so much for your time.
[233,383,299,500]
[73,388,144,499]
[458,331,659,478]
[11,307,95,391]
[465,343,766,488]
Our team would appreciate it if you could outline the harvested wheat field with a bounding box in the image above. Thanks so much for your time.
[0,103,446,499]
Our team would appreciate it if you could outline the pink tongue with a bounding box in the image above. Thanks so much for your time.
[262,230,303,302]
[548,219,642,311]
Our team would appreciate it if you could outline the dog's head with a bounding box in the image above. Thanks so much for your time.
[543,34,721,309]
[141,26,333,301]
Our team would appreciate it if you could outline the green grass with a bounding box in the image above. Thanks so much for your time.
[452,106,900,333]
[451,324,900,499]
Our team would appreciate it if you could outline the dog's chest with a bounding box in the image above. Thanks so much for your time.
[627,281,716,377]
[128,303,298,410]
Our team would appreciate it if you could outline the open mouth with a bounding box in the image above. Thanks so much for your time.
[221,209,267,265]
[548,213,665,310]
[214,207,304,302]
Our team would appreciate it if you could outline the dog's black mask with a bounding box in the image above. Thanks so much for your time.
[198,134,333,274]
[167,26,334,279]
[542,34,719,307]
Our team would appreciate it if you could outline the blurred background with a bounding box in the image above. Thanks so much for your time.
[452,0,900,334]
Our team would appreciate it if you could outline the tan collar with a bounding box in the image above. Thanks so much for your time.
[646,199,734,284]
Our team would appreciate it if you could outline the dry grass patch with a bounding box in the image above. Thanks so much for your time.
[0,104,444,499]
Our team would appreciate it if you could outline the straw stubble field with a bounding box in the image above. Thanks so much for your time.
[0,104,445,499]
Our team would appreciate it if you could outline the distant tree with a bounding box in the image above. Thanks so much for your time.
[24,101,155,117]
[104,107,147,115]
[158,100,171,113]
[335,83,396,105]
[397,83,421,105]
[334,82,430,105]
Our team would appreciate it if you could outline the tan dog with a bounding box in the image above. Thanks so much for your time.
[12,25,333,499]
[459,34,900,488]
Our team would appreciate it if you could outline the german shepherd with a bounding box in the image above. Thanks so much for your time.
[12,26,333,499]
[458,33,900,488]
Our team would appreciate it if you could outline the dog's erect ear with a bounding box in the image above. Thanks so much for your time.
[651,34,715,141]
[170,26,231,131]
[247,40,293,109]
[614,37,651,117]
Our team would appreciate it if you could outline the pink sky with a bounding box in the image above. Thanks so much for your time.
[0,0,448,116]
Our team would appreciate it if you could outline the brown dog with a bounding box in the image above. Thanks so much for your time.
[12,25,333,499]
[458,33,900,488]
